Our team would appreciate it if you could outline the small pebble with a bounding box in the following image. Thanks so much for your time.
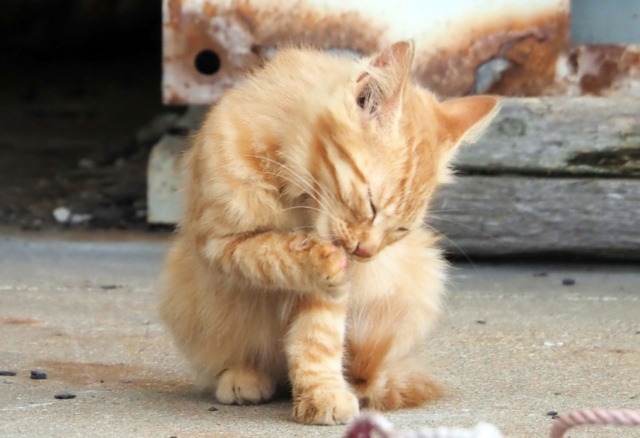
[53,207,71,224]
[54,393,76,400]
[547,411,558,416]
[30,370,47,380]
[554,392,562,395]
[100,285,119,290]
[533,272,548,277]
[0,371,17,376]
[208,406,219,412]
[476,320,487,325]
[561,278,575,286]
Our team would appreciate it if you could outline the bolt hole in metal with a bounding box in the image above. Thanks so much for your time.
[194,49,221,75]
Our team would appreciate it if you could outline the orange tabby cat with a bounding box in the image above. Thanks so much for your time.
[160,40,499,425]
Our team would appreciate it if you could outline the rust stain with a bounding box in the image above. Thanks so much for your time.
[167,0,182,27]
[163,0,386,104]
[164,1,640,103]
[33,360,190,391]
[2,317,39,326]
[233,3,384,56]
[203,2,217,18]
[567,45,640,96]
[413,10,569,97]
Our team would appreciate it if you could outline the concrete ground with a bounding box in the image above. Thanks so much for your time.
[0,230,638,438]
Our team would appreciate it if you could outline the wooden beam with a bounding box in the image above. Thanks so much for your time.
[430,176,640,258]
[456,98,640,177]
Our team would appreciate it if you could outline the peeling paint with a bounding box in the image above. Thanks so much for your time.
[162,0,640,104]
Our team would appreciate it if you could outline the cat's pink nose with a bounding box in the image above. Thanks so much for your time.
[353,243,373,258]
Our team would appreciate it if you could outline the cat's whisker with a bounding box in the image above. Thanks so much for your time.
[291,225,316,232]
[246,155,334,211]
[284,160,334,209]
[423,223,477,269]
[260,169,333,214]
[428,215,502,245]
[427,209,465,214]
[252,164,333,213]
[249,153,334,206]
[288,205,341,223]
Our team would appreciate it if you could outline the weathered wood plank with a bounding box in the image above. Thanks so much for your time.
[430,176,640,258]
[455,98,640,176]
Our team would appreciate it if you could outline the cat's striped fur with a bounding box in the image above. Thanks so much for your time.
[160,40,499,425]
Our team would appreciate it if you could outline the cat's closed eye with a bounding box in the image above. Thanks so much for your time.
[369,199,377,219]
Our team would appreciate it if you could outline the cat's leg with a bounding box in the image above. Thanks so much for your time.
[198,231,348,296]
[285,296,359,425]
[161,238,289,406]
[215,368,277,405]
[346,237,445,411]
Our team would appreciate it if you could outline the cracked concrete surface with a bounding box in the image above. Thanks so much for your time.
[0,230,638,437]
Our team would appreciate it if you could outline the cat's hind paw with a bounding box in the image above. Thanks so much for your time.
[215,368,276,405]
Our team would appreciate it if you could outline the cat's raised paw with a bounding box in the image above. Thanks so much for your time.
[290,234,349,294]
[215,368,276,405]
[293,386,359,425]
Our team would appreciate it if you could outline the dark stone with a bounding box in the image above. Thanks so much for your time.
[547,411,558,416]
[476,320,487,324]
[562,278,576,286]
[30,370,47,380]
[54,393,76,400]
[208,406,219,411]
[533,272,548,277]
[0,371,17,376]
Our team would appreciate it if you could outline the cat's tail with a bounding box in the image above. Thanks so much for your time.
[351,356,444,411]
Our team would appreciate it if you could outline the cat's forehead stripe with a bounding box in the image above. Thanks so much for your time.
[312,133,346,205]
[317,113,366,184]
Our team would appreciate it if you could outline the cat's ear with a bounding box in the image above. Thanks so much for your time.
[438,96,500,147]
[356,40,415,117]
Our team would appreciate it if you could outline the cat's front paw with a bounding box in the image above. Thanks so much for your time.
[293,386,360,425]
[290,234,349,295]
